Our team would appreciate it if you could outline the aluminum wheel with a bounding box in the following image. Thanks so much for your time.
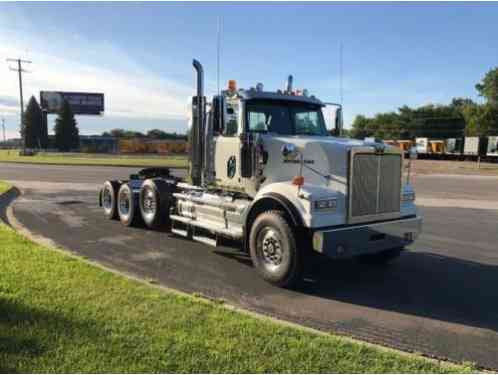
[102,187,113,211]
[141,186,157,216]
[257,227,286,273]
[118,189,131,216]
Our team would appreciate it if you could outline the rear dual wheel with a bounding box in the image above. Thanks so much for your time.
[139,179,173,229]
[101,180,120,220]
[117,183,141,227]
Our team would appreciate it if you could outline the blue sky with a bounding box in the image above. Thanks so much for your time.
[1,2,497,139]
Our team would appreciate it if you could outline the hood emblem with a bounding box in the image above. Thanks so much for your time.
[374,144,386,154]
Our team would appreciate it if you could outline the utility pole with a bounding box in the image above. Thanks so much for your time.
[1,118,5,142]
[6,58,31,154]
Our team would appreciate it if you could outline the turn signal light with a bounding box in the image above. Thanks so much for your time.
[292,176,304,186]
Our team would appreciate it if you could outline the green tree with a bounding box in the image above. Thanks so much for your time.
[54,100,79,151]
[461,103,498,136]
[350,115,375,139]
[22,96,44,149]
[147,129,168,139]
[476,67,498,106]
[108,128,144,138]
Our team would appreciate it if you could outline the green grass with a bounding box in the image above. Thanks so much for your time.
[0,197,472,372]
[0,181,11,194]
[0,149,188,168]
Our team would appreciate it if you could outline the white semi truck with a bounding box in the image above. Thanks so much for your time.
[100,60,422,288]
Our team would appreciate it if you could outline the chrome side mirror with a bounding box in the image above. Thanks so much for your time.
[334,107,343,137]
[281,143,299,159]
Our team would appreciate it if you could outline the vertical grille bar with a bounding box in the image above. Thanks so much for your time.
[379,155,401,213]
[350,152,401,218]
[351,154,378,217]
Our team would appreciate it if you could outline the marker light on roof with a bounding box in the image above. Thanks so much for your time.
[228,80,237,91]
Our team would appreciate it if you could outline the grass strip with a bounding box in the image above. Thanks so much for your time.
[0,185,472,373]
[0,150,188,169]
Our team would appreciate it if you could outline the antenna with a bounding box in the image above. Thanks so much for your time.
[217,16,222,95]
[339,42,343,106]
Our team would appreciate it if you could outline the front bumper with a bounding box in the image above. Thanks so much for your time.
[312,216,422,259]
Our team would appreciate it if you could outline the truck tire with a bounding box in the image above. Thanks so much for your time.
[117,183,140,227]
[139,179,173,229]
[249,210,303,288]
[358,247,403,265]
[101,180,120,220]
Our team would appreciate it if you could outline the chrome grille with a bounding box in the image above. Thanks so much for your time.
[350,153,401,218]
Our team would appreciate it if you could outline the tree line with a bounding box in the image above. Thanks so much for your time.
[101,129,187,140]
[22,97,187,151]
[350,67,498,140]
[22,96,79,151]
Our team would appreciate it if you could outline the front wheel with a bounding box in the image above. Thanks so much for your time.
[249,211,303,288]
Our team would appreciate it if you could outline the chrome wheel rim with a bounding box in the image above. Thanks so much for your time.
[257,227,285,273]
[141,187,156,216]
[119,189,130,215]
[103,187,113,210]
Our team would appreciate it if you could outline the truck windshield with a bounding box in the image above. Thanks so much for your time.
[246,100,328,136]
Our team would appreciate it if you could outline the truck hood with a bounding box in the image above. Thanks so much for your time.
[259,135,396,194]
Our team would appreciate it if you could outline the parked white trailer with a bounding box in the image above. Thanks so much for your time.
[446,138,464,155]
[464,137,480,155]
[487,136,498,157]
[99,60,422,288]
[415,138,428,154]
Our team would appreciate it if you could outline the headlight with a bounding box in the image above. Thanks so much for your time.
[314,198,337,210]
[402,192,416,202]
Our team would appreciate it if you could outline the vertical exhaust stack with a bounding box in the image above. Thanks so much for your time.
[286,75,293,93]
[191,59,205,186]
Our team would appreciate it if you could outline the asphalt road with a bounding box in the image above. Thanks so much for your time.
[2,162,498,369]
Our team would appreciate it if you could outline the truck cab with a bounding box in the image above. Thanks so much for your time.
[101,59,422,288]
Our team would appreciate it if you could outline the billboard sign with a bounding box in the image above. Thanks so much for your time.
[40,91,104,115]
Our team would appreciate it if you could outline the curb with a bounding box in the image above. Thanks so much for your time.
[0,184,471,372]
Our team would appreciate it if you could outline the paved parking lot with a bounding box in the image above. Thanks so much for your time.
[1,162,498,368]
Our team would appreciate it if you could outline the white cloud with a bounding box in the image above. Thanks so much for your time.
[0,28,194,124]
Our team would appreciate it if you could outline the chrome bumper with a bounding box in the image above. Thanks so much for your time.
[312,216,422,259]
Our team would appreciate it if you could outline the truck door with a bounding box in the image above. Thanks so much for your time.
[214,97,245,191]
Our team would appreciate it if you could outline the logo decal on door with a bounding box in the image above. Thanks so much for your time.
[227,156,236,179]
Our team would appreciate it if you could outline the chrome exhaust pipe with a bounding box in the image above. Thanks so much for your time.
[286,75,293,93]
[191,59,205,186]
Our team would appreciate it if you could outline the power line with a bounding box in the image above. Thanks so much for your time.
[6,57,32,153]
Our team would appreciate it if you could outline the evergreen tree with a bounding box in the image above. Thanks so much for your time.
[22,96,43,148]
[40,111,49,148]
[54,100,79,151]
